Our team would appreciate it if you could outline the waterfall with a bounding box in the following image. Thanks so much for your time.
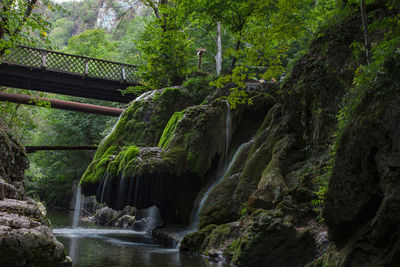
[72,186,82,228]
[69,186,83,265]
[190,140,250,230]
[225,102,232,162]
[146,205,162,231]
[100,173,108,204]
[189,101,233,229]
[175,139,251,248]
[117,175,125,209]
[138,205,162,233]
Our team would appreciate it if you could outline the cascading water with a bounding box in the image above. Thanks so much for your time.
[141,205,162,232]
[69,186,83,265]
[225,102,232,162]
[174,103,248,248]
[72,186,83,228]
[189,139,251,230]
[188,103,232,230]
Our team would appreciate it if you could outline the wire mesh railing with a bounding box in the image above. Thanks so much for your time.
[1,46,138,83]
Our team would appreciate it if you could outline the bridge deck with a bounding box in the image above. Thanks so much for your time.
[0,46,141,103]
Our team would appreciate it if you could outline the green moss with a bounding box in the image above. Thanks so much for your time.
[161,146,186,164]
[182,75,217,104]
[80,146,118,184]
[180,224,218,253]
[160,87,182,100]
[186,151,204,175]
[118,146,140,174]
[158,110,185,149]
[122,157,140,177]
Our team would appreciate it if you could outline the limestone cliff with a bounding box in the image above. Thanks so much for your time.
[0,123,71,267]
[80,85,272,224]
[80,3,400,266]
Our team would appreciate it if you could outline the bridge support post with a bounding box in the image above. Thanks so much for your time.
[121,66,126,82]
[41,51,47,69]
[85,58,89,76]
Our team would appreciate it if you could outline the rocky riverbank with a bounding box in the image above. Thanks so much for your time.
[79,4,400,266]
[0,123,71,267]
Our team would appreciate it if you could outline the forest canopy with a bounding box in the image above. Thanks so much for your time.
[0,0,399,208]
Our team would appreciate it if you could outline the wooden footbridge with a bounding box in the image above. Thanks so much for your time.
[0,46,143,152]
[0,46,141,103]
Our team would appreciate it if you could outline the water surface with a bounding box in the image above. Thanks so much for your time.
[49,211,225,267]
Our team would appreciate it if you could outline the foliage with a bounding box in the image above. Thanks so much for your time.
[24,96,118,208]
[182,74,217,103]
[0,0,61,53]
[65,28,117,60]
[334,4,400,153]
[311,2,400,216]
[135,4,193,88]
[210,0,339,108]
[0,88,51,143]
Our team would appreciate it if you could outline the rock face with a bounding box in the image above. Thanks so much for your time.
[80,5,400,266]
[181,11,366,267]
[95,205,136,229]
[0,123,71,267]
[322,51,400,265]
[80,86,271,224]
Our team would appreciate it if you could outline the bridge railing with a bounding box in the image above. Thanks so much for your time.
[1,46,138,84]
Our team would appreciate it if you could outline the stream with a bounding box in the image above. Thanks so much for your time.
[48,102,235,267]
[49,211,226,267]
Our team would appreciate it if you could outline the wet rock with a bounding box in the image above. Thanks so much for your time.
[231,210,316,267]
[0,179,22,200]
[0,200,70,267]
[0,179,4,200]
[152,226,185,248]
[180,222,240,262]
[323,61,400,266]
[134,218,148,230]
[95,206,137,228]
[95,207,118,226]
[115,215,136,229]
[0,122,70,267]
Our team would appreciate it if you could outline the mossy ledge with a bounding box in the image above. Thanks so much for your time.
[81,86,272,224]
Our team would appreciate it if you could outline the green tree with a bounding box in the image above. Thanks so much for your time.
[0,0,62,54]
[136,1,193,88]
[65,28,118,60]
[25,97,117,208]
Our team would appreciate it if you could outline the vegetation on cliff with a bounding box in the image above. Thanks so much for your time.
[1,0,400,266]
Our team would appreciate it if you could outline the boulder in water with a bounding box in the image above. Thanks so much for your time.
[95,207,118,226]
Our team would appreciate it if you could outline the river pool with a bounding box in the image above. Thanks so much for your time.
[48,211,226,267]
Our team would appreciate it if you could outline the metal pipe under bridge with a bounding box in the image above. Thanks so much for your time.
[0,46,141,103]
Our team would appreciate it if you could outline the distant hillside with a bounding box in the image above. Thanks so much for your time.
[49,0,147,48]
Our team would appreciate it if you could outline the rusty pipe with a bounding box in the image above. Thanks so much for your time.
[0,91,124,116]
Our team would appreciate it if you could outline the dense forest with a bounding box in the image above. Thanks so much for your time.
[1,0,400,266]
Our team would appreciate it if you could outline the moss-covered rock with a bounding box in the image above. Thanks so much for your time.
[199,102,282,227]
[181,222,241,262]
[0,122,71,267]
[92,87,194,162]
[81,96,232,224]
[230,210,317,267]
[0,123,28,195]
[183,11,368,266]
[323,51,400,266]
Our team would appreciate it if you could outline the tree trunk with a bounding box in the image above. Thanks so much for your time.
[360,0,372,64]
[215,22,222,75]
[229,38,241,72]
